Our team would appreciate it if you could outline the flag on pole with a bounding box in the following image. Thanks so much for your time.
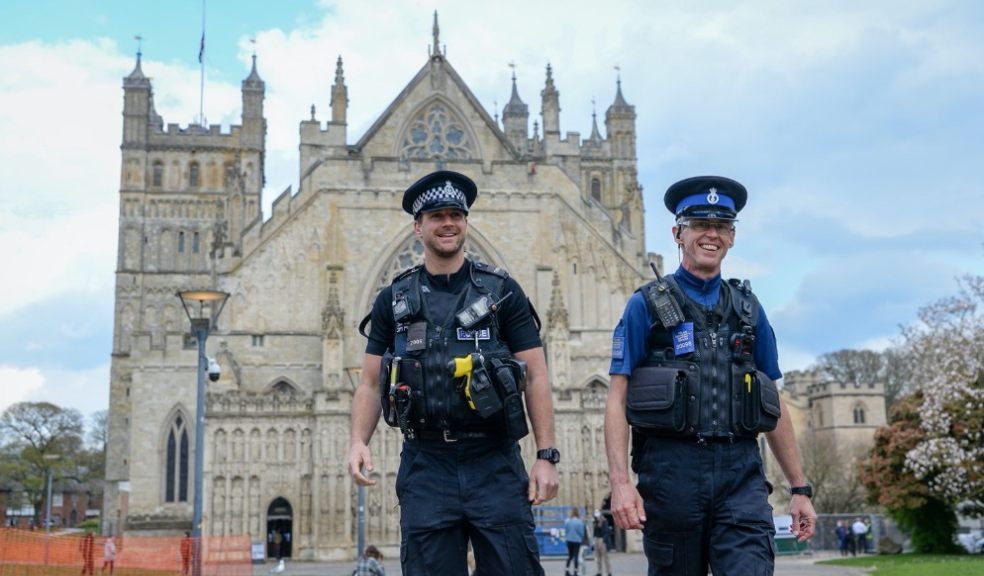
[198,32,205,63]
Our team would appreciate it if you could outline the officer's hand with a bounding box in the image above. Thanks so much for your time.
[528,460,559,504]
[347,442,376,486]
[610,482,645,530]
[790,495,817,542]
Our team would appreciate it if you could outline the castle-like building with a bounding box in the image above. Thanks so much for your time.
[104,16,653,559]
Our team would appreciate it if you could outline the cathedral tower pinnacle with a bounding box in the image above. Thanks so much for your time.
[540,63,561,136]
[331,56,348,125]
[501,68,529,156]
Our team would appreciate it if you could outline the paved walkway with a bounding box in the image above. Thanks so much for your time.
[254,551,866,575]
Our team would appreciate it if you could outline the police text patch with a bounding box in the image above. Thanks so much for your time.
[456,327,491,341]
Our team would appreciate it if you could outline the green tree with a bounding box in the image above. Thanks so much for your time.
[0,402,84,526]
[860,276,984,552]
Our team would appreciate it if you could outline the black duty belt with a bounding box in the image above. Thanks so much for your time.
[411,430,496,443]
[634,429,757,445]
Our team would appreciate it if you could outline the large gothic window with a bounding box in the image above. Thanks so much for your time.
[374,235,495,293]
[400,102,475,161]
[165,413,190,503]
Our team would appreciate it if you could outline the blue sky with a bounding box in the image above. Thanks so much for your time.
[1,0,982,419]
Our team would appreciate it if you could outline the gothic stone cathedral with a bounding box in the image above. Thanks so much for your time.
[104,18,654,560]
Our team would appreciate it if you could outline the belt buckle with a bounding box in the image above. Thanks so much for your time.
[442,430,458,443]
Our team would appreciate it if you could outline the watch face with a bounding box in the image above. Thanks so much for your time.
[538,448,560,464]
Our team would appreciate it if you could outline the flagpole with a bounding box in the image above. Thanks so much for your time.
[199,0,206,125]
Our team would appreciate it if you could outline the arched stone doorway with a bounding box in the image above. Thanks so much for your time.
[266,497,293,559]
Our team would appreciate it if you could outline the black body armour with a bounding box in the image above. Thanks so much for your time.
[385,261,515,433]
[626,276,781,439]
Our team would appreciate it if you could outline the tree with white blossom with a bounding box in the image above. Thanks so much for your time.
[860,275,984,552]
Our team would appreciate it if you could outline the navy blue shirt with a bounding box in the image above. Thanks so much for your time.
[609,266,782,381]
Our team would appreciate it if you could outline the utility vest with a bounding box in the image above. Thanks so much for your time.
[378,261,526,436]
[625,275,781,439]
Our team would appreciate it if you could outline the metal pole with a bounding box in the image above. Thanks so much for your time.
[44,467,53,563]
[357,483,365,556]
[192,321,209,576]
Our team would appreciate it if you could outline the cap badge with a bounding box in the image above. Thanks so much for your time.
[706,187,719,205]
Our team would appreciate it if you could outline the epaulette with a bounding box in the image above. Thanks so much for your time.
[392,265,422,284]
[471,260,509,279]
[726,278,760,327]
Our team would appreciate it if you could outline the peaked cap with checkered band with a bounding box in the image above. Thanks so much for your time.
[402,170,478,217]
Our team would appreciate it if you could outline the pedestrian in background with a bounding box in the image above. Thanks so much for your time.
[353,545,385,576]
[591,510,613,576]
[564,507,586,576]
[101,534,117,576]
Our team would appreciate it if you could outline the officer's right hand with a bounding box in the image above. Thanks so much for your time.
[610,481,646,530]
[347,442,376,486]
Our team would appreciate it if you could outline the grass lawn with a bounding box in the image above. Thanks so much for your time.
[818,554,984,576]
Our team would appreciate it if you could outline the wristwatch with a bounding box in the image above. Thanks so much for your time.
[536,447,561,464]
[790,484,813,498]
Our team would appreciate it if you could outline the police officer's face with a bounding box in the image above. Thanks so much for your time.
[673,218,735,278]
[415,208,467,257]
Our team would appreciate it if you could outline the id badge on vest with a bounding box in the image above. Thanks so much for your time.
[672,321,695,356]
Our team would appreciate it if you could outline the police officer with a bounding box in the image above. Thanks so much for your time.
[348,170,560,576]
[604,176,816,575]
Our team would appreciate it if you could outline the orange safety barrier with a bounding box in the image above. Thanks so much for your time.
[0,528,251,576]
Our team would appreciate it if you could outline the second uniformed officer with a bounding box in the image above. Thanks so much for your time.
[604,176,817,575]
[348,170,560,575]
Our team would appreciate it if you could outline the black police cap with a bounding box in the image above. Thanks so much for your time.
[401,170,478,217]
[663,175,748,220]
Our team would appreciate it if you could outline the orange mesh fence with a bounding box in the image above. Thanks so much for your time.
[0,528,251,576]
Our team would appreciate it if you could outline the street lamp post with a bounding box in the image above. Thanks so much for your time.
[177,289,229,576]
[345,368,366,557]
[43,453,60,564]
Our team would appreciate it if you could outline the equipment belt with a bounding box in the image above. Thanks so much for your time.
[411,430,496,443]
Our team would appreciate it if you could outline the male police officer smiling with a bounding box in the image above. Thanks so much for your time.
[604,176,816,575]
[348,170,560,576]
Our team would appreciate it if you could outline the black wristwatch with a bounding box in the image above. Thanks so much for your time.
[790,484,813,498]
[536,447,560,464]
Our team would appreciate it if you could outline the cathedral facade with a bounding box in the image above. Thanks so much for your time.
[104,18,654,560]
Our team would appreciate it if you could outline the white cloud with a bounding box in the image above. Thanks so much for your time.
[0,363,111,417]
[0,365,44,413]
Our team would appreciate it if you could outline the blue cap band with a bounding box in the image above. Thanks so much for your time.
[674,190,737,215]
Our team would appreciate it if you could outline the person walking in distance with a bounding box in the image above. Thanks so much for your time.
[564,507,586,576]
[592,510,613,576]
[348,170,560,576]
[101,534,117,576]
[605,176,817,575]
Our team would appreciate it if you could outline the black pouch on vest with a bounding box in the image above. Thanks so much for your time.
[490,357,529,442]
[734,368,781,434]
[398,357,427,430]
[378,351,398,427]
[626,364,697,434]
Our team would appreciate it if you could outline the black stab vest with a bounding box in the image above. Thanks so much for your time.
[390,261,512,432]
[627,276,780,438]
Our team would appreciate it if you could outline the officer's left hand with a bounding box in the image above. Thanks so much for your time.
[790,495,817,542]
[528,460,559,504]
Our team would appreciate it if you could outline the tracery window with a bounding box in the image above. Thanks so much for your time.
[152,161,164,188]
[272,380,297,395]
[591,178,602,202]
[400,102,475,161]
[165,412,190,503]
[374,235,494,293]
[583,379,608,410]
[189,162,200,188]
